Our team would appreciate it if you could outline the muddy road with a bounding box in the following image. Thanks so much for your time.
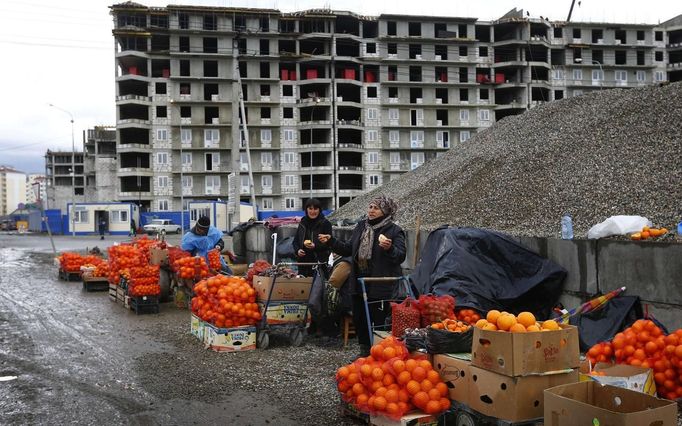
[0,234,358,425]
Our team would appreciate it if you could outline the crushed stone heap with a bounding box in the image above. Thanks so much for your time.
[330,82,682,238]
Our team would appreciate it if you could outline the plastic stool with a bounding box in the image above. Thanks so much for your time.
[342,315,356,347]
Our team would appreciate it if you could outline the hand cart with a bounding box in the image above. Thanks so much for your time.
[357,276,414,346]
[256,261,327,350]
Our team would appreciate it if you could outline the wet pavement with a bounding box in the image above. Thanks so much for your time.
[0,233,359,425]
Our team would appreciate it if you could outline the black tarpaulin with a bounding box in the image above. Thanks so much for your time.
[408,226,567,320]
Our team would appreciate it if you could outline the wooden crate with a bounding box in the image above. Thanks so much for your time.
[82,276,109,292]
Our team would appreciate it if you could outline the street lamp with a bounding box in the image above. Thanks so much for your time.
[49,103,76,237]
[307,93,320,200]
[575,58,604,90]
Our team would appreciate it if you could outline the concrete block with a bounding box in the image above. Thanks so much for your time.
[645,302,682,331]
[597,240,682,306]
[543,238,598,295]
[245,224,273,252]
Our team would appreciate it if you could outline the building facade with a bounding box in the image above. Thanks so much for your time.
[44,150,85,212]
[84,126,119,202]
[26,174,47,205]
[110,3,676,215]
[0,166,27,216]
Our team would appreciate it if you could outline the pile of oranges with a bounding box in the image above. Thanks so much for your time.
[92,263,109,278]
[168,247,191,267]
[586,319,682,400]
[336,336,450,419]
[191,275,261,328]
[455,308,481,325]
[173,256,210,280]
[474,310,561,333]
[207,249,222,270]
[58,252,105,273]
[131,235,161,256]
[126,265,160,297]
[431,319,471,333]
[631,226,668,241]
[107,245,147,285]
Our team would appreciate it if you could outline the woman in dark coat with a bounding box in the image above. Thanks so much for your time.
[318,195,406,356]
[292,198,332,277]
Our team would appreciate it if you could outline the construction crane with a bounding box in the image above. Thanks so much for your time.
[566,0,580,22]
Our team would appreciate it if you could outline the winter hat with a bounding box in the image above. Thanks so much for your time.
[197,215,210,229]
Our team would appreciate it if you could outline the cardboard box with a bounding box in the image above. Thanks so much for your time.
[258,302,311,325]
[253,276,312,302]
[471,324,579,376]
[579,361,656,396]
[190,313,206,341]
[203,323,256,352]
[149,247,169,266]
[370,412,437,426]
[432,354,471,405]
[228,262,248,276]
[544,381,677,426]
[468,365,579,423]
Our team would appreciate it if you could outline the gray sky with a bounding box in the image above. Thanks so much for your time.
[0,0,680,173]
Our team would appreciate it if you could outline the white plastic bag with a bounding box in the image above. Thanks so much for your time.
[587,216,652,239]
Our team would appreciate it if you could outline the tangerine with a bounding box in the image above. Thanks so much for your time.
[497,314,517,331]
[420,379,434,392]
[406,380,421,395]
[426,370,441,383]
[425,399,441,414]
[542,319,561,330]
[371,367,384,381]
[385,402,400,416]
[360,364,373,377]
[517,312,536,328]
[385,388,399,403]
[510,323,527,333]
[475,319,489,328]
[397,371,411,385]
[373,396,387,411]
[486,310,501,324]
[383,346,397,360]
[435,382,448,397]
[412,366,427,382]
[393,359,406,374]
[413,391,430,409]
[526,324,541,332]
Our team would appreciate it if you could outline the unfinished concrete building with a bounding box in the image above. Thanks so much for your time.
[109,2,674,215]
[84,126,118,202]
[44,150,85,212]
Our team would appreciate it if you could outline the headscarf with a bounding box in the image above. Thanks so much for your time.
[357,195,398,271]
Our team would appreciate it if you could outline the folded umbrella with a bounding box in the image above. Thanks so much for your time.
[555,286,626,324]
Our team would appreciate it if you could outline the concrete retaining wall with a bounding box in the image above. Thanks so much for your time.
[236,224,682,330]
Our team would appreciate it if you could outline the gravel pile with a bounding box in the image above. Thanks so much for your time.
[331,83,682,238]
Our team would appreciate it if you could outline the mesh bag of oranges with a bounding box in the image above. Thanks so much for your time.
[585,319,682,401]
[335,336,451,420]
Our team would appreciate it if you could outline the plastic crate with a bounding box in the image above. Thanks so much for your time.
[129,296,160,315]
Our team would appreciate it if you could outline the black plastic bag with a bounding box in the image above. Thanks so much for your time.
[426,327,473,354]
[308,272,325,318]
[403,328,428,352]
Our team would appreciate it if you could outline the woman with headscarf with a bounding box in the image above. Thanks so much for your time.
[292,198,332,277]
[318,195,406,356]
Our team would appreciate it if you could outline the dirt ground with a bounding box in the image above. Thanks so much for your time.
[0,234,361,425]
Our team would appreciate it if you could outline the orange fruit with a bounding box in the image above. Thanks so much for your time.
[392,359,406,374]
[373,396,387,411]
[412,366,427,382]
[360,364,372,377]
[406,380,421,395]
[486,310,501,324]
[347,373,359,385]
[397,371,411,385]
[382,346,396,360]
[386,402,399,416]
[483,323,498,331]
[385,388,399,403]
[497,314,517,331]
[475,319,488,328]
[426,370,441,383]
[405,359,418,372]
[382,374,395,386]
[413,391,430,409]
[371,367,384,381]
[352,383,365,395]
[526,324,541,332]
[517,312,536,328]
[427,388,441,401]
[439,397,451,411]
[420,379,434,392]
[337,366,350,379]
[541,319,560,330]
[418,359,432,370]
[398,389,410,403]
[425,399,442,414]
[435,382,448,397]
[510,323,527,333]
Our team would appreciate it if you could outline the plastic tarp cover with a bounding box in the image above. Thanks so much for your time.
[409,227,567,321]
[568,295,656,352]
[587,215,652,239]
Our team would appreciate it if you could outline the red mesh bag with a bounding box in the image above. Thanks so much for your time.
[391,298,421,338]
[418,294,455,327]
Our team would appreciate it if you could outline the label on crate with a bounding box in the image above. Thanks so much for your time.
[257,302,311,325]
